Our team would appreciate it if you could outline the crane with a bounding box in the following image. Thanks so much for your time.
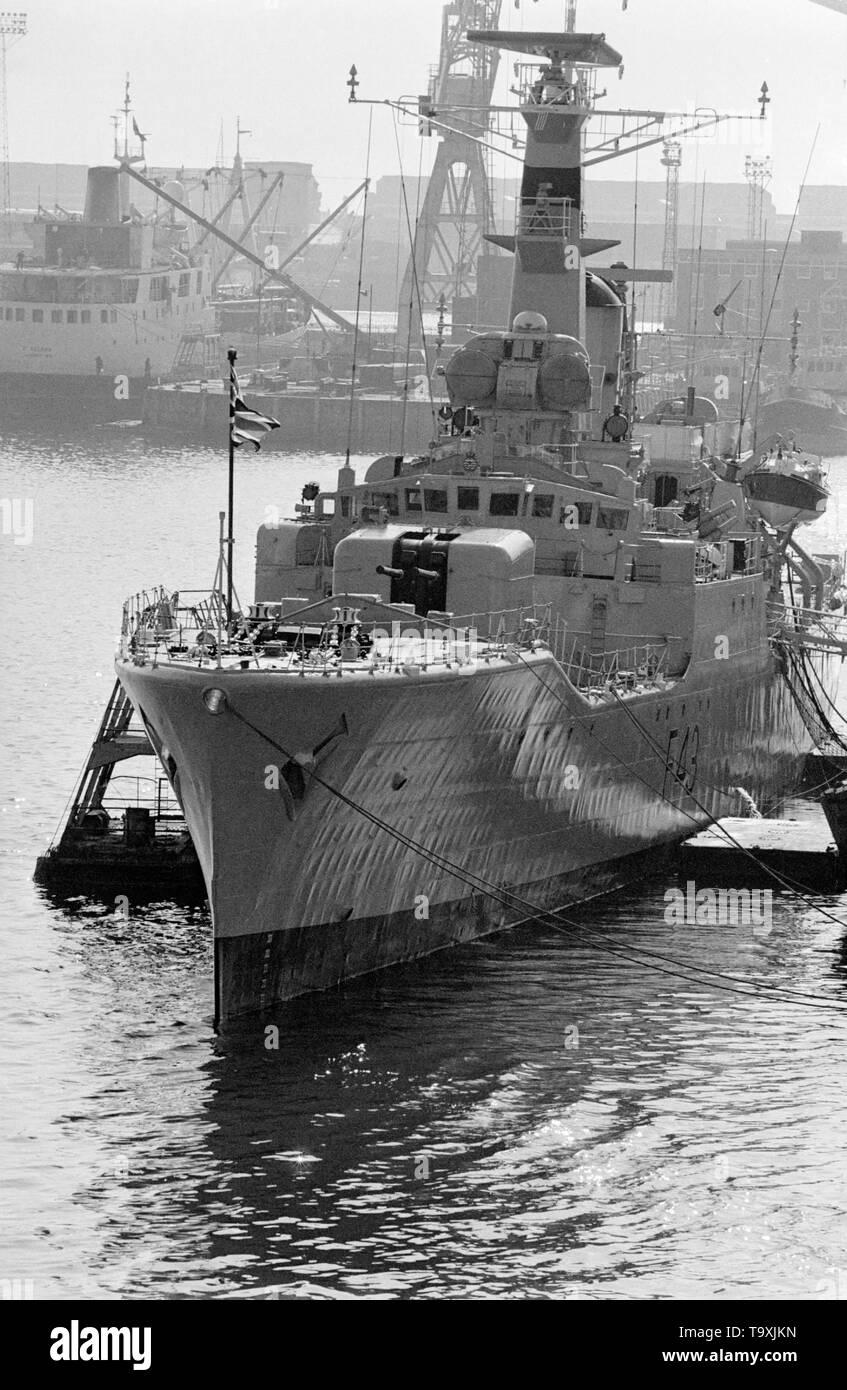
[0,10,26,224]
[658,138,682,327]
[119,161,358,333]
[396,0,505,352]
[744,155,772,241]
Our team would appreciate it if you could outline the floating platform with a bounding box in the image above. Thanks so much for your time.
[34,819,204,894]
[680,811,841,890]
[35,678,205,898]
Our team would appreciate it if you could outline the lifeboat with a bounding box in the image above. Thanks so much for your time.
[742,448,829,529]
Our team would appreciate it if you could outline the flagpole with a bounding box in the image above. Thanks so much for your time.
[227,346,236,624]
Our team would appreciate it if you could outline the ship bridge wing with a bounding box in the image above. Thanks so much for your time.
[467,30,623,68]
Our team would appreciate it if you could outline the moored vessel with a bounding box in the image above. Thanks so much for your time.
[115,18,838,1020]
[0,95,216,425]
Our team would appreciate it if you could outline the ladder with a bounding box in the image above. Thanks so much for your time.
[68,680,154,829]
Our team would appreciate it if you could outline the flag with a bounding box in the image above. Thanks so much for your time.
[132,117,146,142]
[229,362,280,451]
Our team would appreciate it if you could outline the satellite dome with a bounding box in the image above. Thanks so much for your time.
[512,310,548,334]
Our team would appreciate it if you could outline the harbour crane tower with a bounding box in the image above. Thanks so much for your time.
[396,0,504,351]
[658,138,682,327]
[0,10,26,224]
[744,154,771,241]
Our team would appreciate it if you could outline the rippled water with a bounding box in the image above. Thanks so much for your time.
[2,429,847,1300]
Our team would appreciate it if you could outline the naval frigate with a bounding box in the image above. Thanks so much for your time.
[116,22,835,1020]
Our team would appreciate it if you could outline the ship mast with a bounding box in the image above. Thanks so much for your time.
[470,27,623,340]
[113,75,146,219]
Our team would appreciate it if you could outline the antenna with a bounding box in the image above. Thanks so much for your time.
[0,10,27,222]
[114,75,145,166]
[235,116,252,161]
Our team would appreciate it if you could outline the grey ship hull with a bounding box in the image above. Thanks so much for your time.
[118,640,822,1021]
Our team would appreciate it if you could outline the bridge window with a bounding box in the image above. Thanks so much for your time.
[81,310,90,324]
[178,272,190,297]
[371,491,399,516]
[14,307,24,321]
[457,486,479,510]
[32,309,43,323]
[424,488,448,512]
[51,309,62,323]
[100,310,109,323]
[560,500,593,526]
[405,487,422,512]
[532,494,554,518]
[596,507,628,531]
[489,492,519,516]
[67,310,77,324]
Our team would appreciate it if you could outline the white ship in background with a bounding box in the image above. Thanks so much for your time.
[116,18,836,1021]
[0,98,216,424]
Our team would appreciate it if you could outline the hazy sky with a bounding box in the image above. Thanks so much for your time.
[7,0,847,210]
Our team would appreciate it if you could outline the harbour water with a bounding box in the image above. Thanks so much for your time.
[2,430,847,1300]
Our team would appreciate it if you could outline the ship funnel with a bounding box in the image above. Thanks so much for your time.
[83,166,122,225]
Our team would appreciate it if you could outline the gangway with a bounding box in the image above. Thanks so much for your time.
[34,679,203,894]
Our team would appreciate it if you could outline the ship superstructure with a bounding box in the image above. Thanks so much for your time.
[0,147,215,420]
[115,22,836,1020]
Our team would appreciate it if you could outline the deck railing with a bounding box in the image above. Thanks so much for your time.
[549,617,677,693]
[119,592,554,674]
[517,196,576,241]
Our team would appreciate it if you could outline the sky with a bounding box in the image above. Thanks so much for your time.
[6,0,847,211]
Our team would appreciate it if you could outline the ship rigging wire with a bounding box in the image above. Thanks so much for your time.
[391,109,438,450]
[739,127,821,445]
[344,109,374,465]
[220,701,847,1013]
